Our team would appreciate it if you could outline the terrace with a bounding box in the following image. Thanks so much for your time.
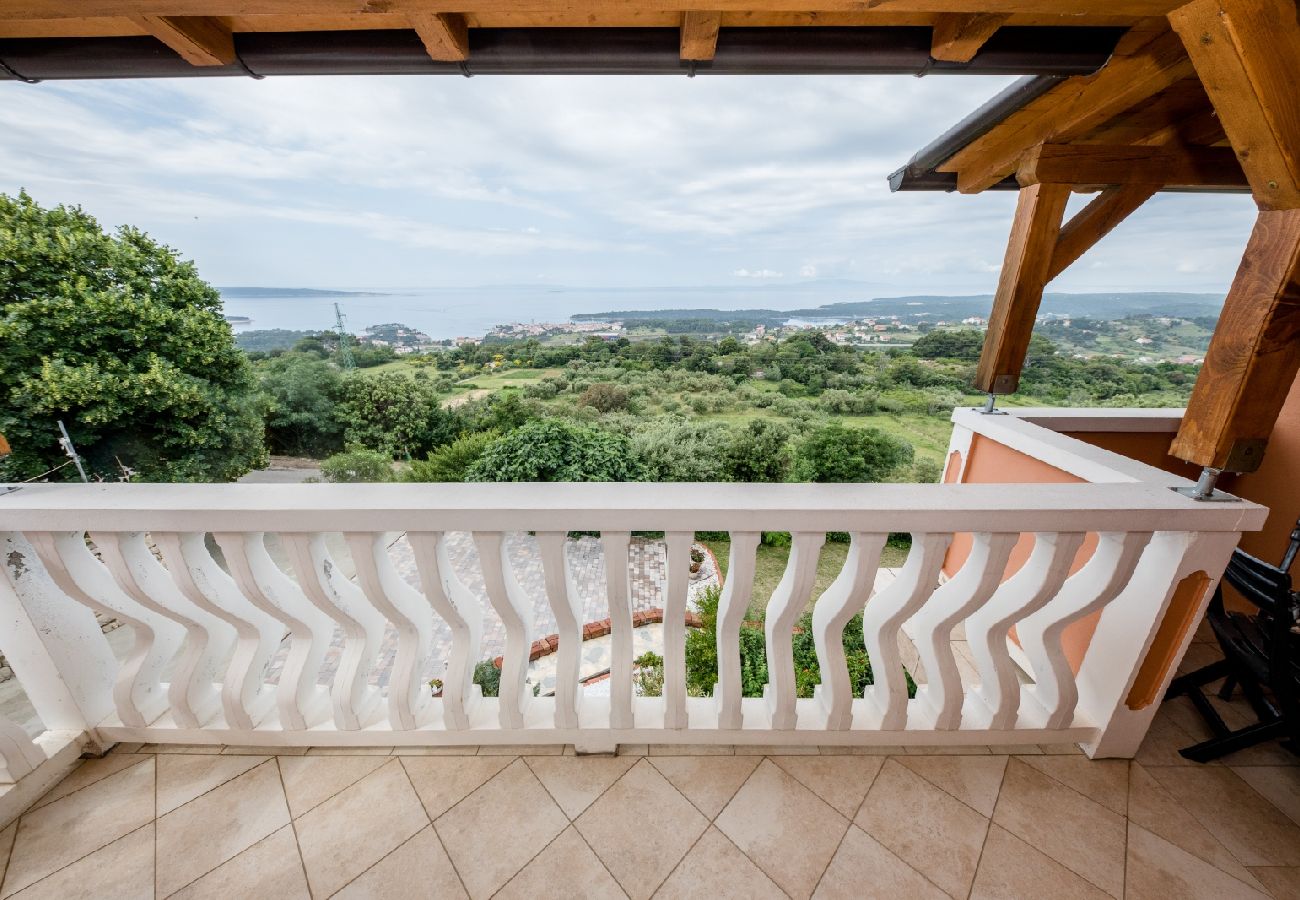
[3,1,1300,898]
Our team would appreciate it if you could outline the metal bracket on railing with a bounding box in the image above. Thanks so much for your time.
[978,393,1007,415]
[1173,466,1239,502]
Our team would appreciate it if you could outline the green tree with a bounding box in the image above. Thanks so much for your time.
[631,418,733,482]
[404,430,497,482]
[257,353,345,457]
[0,191,266,482]
[340,373,456,459]
[467,419,643,482]
[723,419,793,482]
[320,448,394,483]
[792,423,914,483]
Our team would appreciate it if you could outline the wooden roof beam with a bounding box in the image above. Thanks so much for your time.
[944,28,1195,194]
[1169,0,1300,209]
[930,12,1009,62]
[407,9,468,62]
[1017,143,1246,189]
[680,10,720,61]
[131,14,232,65]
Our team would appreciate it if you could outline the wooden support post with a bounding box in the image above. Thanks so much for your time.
[1170,0,1300,210]
[1170,209,1300,471]
[975,183,1071,395]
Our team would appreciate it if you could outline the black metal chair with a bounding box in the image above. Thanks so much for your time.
[1164,531,1300,763]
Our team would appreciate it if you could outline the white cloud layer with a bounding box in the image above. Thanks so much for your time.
[0,73,1256,295]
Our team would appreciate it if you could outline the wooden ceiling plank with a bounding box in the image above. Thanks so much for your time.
[407,9,468,61]
[974,183,1072,395]
[680,9,720,60]
[1047,184,1157,282]
[131,14,233,65]
[930,12,1009,62]
[1017,143,1246,188]
[1169,0,1300,210]
[944,28,1195,194]
[1170,208,1300,471]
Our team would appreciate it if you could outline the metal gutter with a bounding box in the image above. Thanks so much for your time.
[0,26,1124,82]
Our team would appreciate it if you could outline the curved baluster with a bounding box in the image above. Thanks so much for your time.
[0,714,44,784]
[662,532,694,730]
[26,532,184,728]
[537,532,582,729]
[910,532,1018,730]
[715,531,759,730]
[92,531,233,729]
[213,532,333,731]
[602,531,634,730]
[408,532,483,731]
[154,533,284,731]
[1017,532,1152,728]
[476,532,534,730]
[812,533,887,730]
[965,532,1084,730]
[861,533,951,730]
[281,533,385,731]
[764,532,824,731]
[347,532,434,730]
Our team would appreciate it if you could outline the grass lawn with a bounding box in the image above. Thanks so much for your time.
[700,537,910,619]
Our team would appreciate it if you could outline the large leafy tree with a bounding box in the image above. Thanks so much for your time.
[0,191,266,482]
[258,353,347,458]
[467,419,642,482]
[339,372,457,459]
[791,422,914,483]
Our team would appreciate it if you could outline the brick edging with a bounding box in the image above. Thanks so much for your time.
[493,606,705,668]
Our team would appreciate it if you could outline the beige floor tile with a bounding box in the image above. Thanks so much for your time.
[657,826,783,900]
[141,744,213,754]
[1137,702,1219,767]
[989,744,1043,755]
[29,754,149,811]
[4,756,154,897]
[1231,766,1300,827]
[897,755,1008,817]
[110,743,145,754]
[295,759,429,897]
[479,744,560,755]
[1248,866,1300,899]
[1036,742,1085,755]
[902,744,992,755]
[576,760,707,900]
[648,744,735,755]
[813,824,946,900]
[223,745,307,755]
[1127,824,1270,900]
[992,759,1125,898]
[305,746,394,756]
[856,759,987,899]
[0,822,15,888]
[646,755,760,819]
[1019,756,1129,817]
[400,755,512,820]
[437,759,568,899]
[733,744,820,755]
[716,759,847,900]
[971,824,1110,900]
[279,755,388,819]
[170,826,309,900]
[1147,765,1300,866]
[156,753,267,815]
[1128,762,1261,887]
[617,744,648,756]
[2,824,153,900]
[770,755,884,818]
[392,746,480,756]
[334,826,467,900]
[818,745,907,755]
[496,827,623,900]
[525,756,637,819]
[154,759,290,897]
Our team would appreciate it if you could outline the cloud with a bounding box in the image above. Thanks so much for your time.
[733,268,784,279]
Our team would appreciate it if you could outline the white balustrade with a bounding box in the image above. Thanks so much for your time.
[0,409,1269,765]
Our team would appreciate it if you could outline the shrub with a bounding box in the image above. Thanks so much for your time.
[404,430,497,482]
[631,418,732,482]
[320,448,394,483]
[473,660,501,698]
[577,382,630,413]
[633,651,664,697]
[466,419,643,482]
[792,423,914,483]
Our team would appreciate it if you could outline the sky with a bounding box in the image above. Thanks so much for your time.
[1,72,1257,297]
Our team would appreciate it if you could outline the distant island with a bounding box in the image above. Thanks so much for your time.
[217,286,390,298]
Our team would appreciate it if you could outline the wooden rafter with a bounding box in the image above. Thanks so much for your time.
[974,183,1071,395]
[1170,209,1300,471]
[131,13,232,64]
[941,28,1195,194]
[1169,0,1300,210]
[680,10,720,61]
[408,9,468,62]
[1047,184,1157,283]
[1017,143,1246,189]
[930,12,1008,62]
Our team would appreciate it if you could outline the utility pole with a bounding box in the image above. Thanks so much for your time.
[334,302,356,371]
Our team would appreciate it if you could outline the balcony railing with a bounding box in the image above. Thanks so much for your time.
[0,408,1266,818]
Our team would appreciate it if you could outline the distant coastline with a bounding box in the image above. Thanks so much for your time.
[217,286,391,299]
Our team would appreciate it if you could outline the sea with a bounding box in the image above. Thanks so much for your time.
[218,283,875,340]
